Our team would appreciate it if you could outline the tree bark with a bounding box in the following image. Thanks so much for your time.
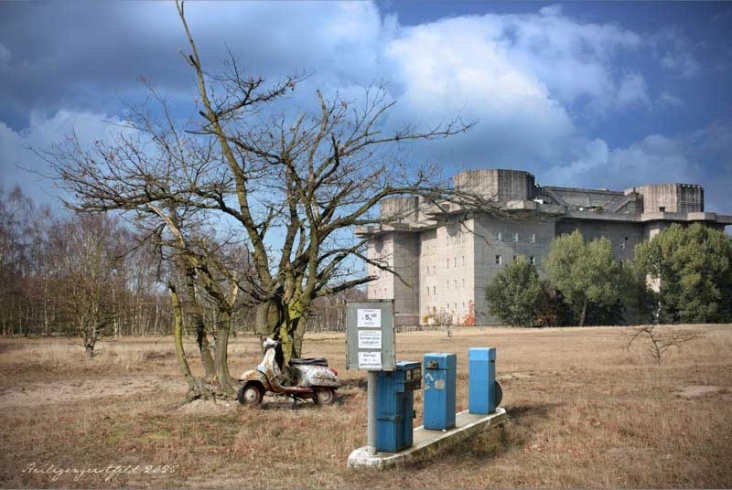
[213,310,235,395]
[169,283,200,397]
[196,323,216,382]
[84,342,95,360]
[184,272,216,381]
[579,299,587,328]
[254,302,272,341]
[82,323,96,360]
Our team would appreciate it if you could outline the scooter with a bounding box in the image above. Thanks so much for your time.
[237,338,339,406]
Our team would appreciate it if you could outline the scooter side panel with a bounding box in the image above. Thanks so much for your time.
[238,369,270,389]
[297,365,340,388]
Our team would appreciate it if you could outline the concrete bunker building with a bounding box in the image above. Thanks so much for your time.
[356,169,732,326]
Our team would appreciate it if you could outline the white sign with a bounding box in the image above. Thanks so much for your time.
[357,309,382,328]
[358,330,382,349]
[358,351,382,370]
[346,302,395,371]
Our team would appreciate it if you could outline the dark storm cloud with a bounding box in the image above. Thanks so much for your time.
[0,1,729,214]
[0,2,191,128]
[0,1,389,130]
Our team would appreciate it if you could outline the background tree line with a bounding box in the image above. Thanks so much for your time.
[486,226,732,327]
[0,186,169,341]
[0,186,363,344]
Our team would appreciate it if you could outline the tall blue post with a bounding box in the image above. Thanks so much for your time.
[423,353,457,430]
[468,347,497,414]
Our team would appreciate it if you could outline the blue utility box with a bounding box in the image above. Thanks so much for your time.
[375,361,422,453]
[423,353,457,430]
[468,347,500,414]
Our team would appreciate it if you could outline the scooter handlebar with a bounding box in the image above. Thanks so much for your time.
[262,337,280,349]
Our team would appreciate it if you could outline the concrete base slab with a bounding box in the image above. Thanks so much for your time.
[347,407,507,469]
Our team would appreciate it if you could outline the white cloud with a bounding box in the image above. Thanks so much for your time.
[378,7,660,168]
[539,4,563,17]
[683,123,732,212]
[539,128,732,216]
[657,92,684,108]
[386,18,549,108]
[2,1,728,216]
[505,10,643,113]
[0,43,10,65]
[0,110,130,206]
[384,16,576,166]
[608,135,692,184]
[660,51,699,78]
[651,27,700,79]
[178,1,387,85]
[616,73,650,108]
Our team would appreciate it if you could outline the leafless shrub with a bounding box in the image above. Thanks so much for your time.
[626,324,701,365]
[143,350,175,361]
[423,309,455,339]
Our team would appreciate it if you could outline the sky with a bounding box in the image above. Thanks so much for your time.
[1,1,731,215]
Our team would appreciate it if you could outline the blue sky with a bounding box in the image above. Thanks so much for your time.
[1,1,731,215]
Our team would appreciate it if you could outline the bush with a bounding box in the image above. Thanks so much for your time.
[486,257,543,327]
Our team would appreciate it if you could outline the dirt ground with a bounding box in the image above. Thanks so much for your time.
[1,325,730,489]
[0,374,175,410]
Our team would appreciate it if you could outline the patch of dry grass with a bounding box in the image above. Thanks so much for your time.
[1,325,730,488]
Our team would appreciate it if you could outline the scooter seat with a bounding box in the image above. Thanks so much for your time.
[290,357,328,367]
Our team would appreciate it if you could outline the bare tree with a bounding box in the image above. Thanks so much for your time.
[625,324,700,365]
[174,1,472,365]
[46,214,129,359]
[42,1,471,393]
[0,187,52,336]
[122,241,171,336]
[1,187,173,340]
[148,205,253,395]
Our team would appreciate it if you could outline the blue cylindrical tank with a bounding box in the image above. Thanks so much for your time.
[423,353,457,430]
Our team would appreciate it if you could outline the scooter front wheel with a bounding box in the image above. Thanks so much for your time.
[313,388,336,405]
[237,384,263,406]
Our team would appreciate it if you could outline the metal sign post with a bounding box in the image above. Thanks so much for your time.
[367,371,377,455]
[346,300,396,455]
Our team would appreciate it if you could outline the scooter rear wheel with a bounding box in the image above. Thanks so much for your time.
[313,388,336,405]
[238,384,263,406]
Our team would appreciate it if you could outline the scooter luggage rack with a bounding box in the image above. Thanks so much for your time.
[290,357,328,367]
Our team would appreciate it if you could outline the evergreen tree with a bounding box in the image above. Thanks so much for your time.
[544,230,624,326]
[635,223,732,323]
[486,256,543,327]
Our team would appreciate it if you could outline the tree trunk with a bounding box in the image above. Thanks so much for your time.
[281,293,307,362]
[292,316,306,360]
[213,310,235,395]
[277,314,302,364]
[254,297,306,372]
[256,300,284,351]
[184,270,216,381]
[85,342,95,360]
[169,283,200,397]
[196,324,216,382]
[579,299,588,327]
[82,323,96,360]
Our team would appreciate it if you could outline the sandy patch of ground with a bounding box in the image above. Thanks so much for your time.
[176,398,240,415]
[0,375,184,409]
[675,385,730,400]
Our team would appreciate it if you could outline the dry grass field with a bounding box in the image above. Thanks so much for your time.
[1,325,730,489]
